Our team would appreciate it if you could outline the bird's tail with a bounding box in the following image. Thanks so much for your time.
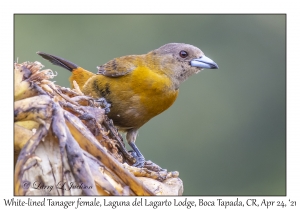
[37,51,79,72]
[37,51,95,89]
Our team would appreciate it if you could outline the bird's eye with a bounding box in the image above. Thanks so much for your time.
[179,50,188,58]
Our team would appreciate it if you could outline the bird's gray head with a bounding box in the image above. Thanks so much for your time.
[151,43,218,89]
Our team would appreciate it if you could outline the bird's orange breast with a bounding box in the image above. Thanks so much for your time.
[81,65,179,129]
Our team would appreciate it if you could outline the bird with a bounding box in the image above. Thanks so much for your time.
[37,43,218,167]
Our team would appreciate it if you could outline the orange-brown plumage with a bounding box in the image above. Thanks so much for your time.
[37,43,218,167]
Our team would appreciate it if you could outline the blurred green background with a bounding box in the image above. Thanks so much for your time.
[14,14,286,195]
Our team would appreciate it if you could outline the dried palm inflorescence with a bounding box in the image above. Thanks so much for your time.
[14,61,183,196]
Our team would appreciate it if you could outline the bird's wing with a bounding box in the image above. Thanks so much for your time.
[97,56,137,78]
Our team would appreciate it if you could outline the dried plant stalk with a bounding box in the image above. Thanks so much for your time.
[14,61,183,196]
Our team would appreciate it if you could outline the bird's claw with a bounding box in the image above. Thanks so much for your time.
[96,97,111,114]
[129,151,145,168]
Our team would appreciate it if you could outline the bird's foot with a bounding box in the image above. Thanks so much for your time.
[95,97,111,114]
[144,160,166,172]
[129,151,145,168]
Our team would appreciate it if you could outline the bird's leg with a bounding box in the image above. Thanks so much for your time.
[95,97,111,114]
[127,128,145,168]
[128,142,145,168]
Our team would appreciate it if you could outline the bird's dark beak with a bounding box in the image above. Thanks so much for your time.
[190,55,219,69]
